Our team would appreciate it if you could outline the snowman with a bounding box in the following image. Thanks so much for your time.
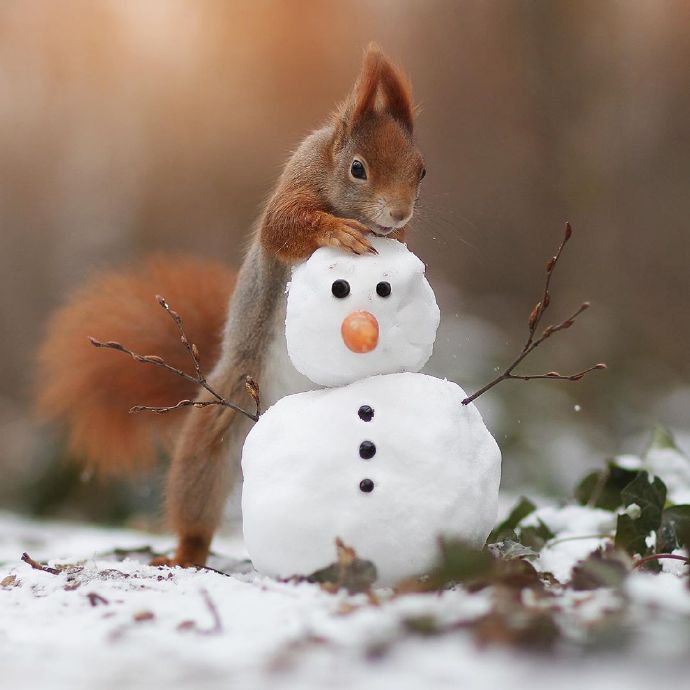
[241,237,501,585]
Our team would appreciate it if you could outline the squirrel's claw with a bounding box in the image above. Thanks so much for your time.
[322,218,377,256]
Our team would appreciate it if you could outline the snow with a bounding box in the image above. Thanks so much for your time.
[644,445,690,504]
[613,444,690,504]
[285,237,439,387]
[1,511,690,690]
[241,373,501,584]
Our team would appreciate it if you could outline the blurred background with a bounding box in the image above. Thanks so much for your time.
[1,0,688,526]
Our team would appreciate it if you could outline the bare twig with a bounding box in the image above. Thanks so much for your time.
[129,399,225,414]
[89,296,259,422]
[21,552,61,575]
[462,223,606,405]
[632,553,690,570]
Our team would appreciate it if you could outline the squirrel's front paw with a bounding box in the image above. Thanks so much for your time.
[320,218,378,256]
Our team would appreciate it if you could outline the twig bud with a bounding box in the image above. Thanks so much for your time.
[529,303,541,329]
[245,376,260,403]
[564,222,572,241]
[192,343,200,361]
[142,355,165,364]
[156,295,168,309]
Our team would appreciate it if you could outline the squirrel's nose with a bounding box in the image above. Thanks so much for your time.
[341,311,379,353]
[389,207,409,223]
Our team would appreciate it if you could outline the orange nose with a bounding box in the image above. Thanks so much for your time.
[341,311,379,353]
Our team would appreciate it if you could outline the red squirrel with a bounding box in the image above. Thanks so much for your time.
[36,44,426,566]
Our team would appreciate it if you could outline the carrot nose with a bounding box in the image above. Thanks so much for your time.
[341,311,379,353]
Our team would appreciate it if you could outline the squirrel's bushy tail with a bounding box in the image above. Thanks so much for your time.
[35,255,235,474]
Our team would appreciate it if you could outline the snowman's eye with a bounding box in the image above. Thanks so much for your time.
[358,405,374,422]
[331,279,350,298]
[359,440,376,459]
[359,478,374,493]
[376,281,391,298]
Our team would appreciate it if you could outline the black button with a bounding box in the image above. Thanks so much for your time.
[376,281,391,297]
[359,441,376,459]
[331,279,350,298]
[358,405,374,422]
[359,478,374,493]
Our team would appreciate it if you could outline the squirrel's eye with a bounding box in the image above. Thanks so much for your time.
[350,159,367,180]
[420,167,427,181]
[331,279,350,298]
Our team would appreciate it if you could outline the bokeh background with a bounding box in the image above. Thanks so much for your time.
[1,0,689,526]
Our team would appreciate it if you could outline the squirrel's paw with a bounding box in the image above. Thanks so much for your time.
[321,219,378,256]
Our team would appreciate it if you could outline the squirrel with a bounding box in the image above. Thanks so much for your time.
[36,44,426,567]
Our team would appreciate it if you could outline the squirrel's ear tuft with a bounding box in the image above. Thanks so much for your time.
[350,43,386,125]
[379,57,415,133]
[333,43,383,149]
[333,43,415,149]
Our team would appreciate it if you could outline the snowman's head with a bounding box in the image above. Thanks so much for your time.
[286,237,440,387]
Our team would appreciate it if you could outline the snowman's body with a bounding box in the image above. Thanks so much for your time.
[241,238,501,585]
[242,373,500,584]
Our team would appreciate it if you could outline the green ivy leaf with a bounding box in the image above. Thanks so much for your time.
[614,471,667,556]
[488,497,536,543]
[433,538,495,586]
[519,519,555,551]
[570,545,631,591]
[487,539,539,561]
[575,461,640,510]
[403,615,441,637]
[657,505,690,553]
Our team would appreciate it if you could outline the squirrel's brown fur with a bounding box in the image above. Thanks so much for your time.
[36,256,235,473]
[35,44,424,567]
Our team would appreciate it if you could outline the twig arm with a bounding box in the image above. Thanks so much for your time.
[89,295,260,423]
[461,223,606,406]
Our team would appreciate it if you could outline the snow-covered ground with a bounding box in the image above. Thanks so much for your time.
[1,508,689,690]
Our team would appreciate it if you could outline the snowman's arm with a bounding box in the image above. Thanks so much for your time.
[462,223,606,405]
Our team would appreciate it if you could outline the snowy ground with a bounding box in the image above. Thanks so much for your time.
[1,506,689,690]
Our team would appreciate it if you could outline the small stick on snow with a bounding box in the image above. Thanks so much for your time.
[462,223,606,405]
[86,592,109,607]
[21,552,61,575]
[89,295,260,422]
[199,588,223,635]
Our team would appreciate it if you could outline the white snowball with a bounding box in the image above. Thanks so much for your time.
[285,237,440,387]
[241,372,501,585]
